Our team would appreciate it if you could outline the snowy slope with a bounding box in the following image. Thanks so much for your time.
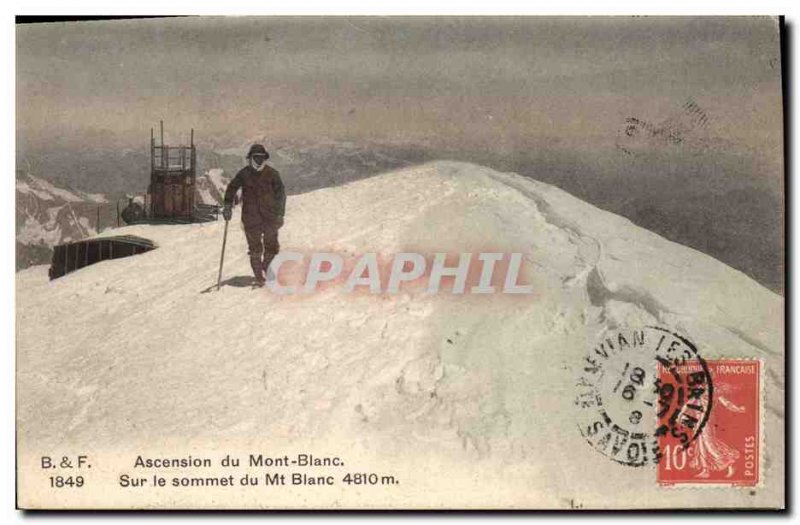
[16,161,783,508]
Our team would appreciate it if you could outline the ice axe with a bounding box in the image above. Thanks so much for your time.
[216,218,230,291]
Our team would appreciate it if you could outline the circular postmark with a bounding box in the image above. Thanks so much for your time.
[575,326,714,467]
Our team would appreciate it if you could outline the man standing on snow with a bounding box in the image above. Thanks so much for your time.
[223,144,286,286]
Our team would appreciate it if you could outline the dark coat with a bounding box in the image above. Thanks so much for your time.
[224,164,286,227]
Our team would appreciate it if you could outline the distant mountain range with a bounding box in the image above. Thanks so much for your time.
[16,172,114,270]
[200,137,434,196]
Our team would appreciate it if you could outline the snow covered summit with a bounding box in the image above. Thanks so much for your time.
[16,161,783,508]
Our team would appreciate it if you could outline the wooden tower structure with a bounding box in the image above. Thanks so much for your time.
[147,121,196,220]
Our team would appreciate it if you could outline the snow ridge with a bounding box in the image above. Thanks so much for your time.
[16,160,784,508]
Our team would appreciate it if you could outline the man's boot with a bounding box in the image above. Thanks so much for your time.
[263,253,276,283]
[250,257,266,286]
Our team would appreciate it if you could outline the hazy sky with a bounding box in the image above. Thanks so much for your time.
[17,16,782,151]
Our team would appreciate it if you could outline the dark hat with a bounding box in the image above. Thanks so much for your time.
[246,144,269,159]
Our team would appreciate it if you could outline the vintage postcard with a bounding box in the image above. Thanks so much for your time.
[15,16,785,509]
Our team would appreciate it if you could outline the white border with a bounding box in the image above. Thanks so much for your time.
[4,3,797,523]
[0,1,796,16]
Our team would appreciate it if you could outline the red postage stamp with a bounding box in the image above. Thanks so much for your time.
[657,359,761,486]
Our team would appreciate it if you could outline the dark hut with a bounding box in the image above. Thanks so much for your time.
[49,235,156,280]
